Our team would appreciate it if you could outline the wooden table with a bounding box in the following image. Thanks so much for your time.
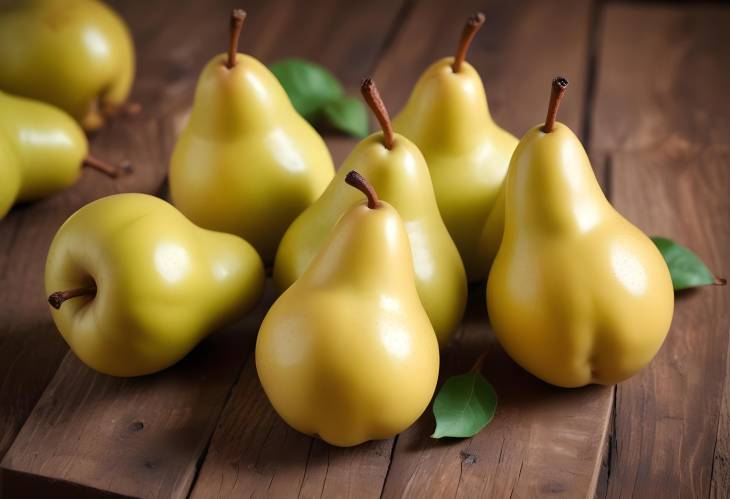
[1,0,728,497]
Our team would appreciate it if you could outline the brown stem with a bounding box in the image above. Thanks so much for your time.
[470,348,490,373]
[345,170,380,209]
[83,155,133,178]
[714,277,727,286]
[361,78,394,150]
[227,9,247,69]
[48,286,97,309]
[542,76,569,133]
[452,12,485,73]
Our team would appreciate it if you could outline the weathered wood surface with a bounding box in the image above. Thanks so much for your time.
[1,0,729,498]
[0,0,401,497]
[590,4,730,498]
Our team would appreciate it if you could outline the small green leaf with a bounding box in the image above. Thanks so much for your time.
[651,236,725,290]
[320,97,369,138]
[432,372,497,439]
[270,58,343,119]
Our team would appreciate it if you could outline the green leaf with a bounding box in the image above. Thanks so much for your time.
[431,372,497,439]
[270,58,343,120]
[320,97,369,138]
[651,236,725,290]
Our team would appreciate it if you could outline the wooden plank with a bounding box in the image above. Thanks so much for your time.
[0,0,191,460]
[371,1,611,497]
[590,4,730,498]
[0,0,405,497]
[185,0,411,497]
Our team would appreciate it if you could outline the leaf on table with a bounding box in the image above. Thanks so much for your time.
[432,372,497,439]
[320,97,369,138]
[270,58,368,138]
[651,236,726,290]
[270,58,343,119]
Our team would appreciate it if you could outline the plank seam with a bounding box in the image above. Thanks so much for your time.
[184,353,253,499]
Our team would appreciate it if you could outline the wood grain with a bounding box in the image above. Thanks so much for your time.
[590,4,730,498]
[0,0,405,497]
[372,1,613,497]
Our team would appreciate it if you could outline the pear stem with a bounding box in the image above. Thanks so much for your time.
[48,286,97,310]
[470,348,490,373]
[227,9,247,69]
[452,12,485,73]
[542,76,569,133]
[345,170,380,209]
[83,155,133,178]
[361,78,394,150]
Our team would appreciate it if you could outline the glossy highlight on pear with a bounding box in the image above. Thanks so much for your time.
[392,13,518,282]
[274,78,467,347]
[0,0,136,131]
[0,91,132,219]
[486,77,674,388]
[169,8,335,264]
[45,193,265,377]
[257,172,439,447]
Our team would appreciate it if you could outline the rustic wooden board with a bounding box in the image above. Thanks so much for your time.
[373,1,613,497]
[0,0,404,497]
[590,4,730,498]
[188,1,616,498]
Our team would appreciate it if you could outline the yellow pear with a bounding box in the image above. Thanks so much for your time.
[257,171,439,447]
[169,10,334,264]
[487,78,674,388]
[0,0,135,131]
[46,193,265,377]
[392,13,518,281]
[0,91,130,219]
[274,79,466,347]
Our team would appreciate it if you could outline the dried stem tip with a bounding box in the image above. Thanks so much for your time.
[83,155,132,178]
[227,9,247,69]
[48,286,97,310]
[345,170,380,209]
[542,76,569,133]
[452,12,485,73]
[361,78,394,150]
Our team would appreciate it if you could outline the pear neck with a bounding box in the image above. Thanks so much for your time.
[189,56,288,138]
[506,125,610,236]
[394,60,496,154]
[302,207,414,291]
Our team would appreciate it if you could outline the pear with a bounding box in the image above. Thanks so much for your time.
[257,171,439,447]
[169,10,334,265]
[392,13,518,282]
[0,91,129,218]
[45,193,265,377]
[0,134,21,219]
[487,77,674,388]
[274,79,466,347]
[0,0,135,131]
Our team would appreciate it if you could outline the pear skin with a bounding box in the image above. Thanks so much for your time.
[257,172,439,447]
[169,11,334,264]
[274,79,466,347]
[392,14,518,282]
[0,0,135,131]
[0,133,20,219]
[487,78,674,388]
[0,91,129,209]
[45,193,265,377]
